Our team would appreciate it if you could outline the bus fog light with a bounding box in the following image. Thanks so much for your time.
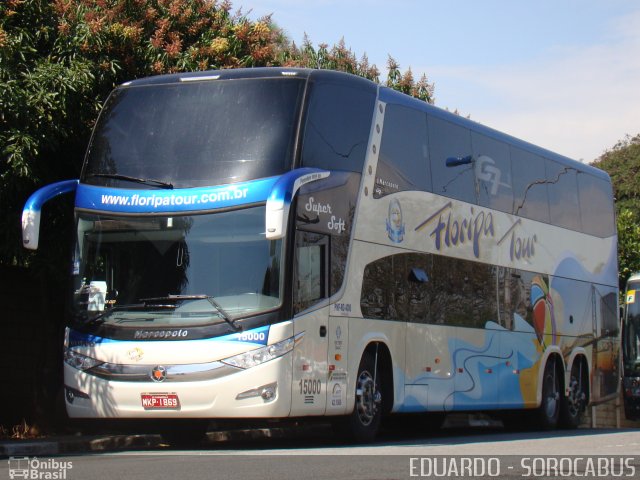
[261,386,276,400]
[236,382,277,401]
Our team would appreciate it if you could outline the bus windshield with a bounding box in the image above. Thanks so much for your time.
[72,206,283,328]
[624,281,640,375]
[83,77,305,188]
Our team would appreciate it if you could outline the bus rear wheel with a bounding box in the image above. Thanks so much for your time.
[536,359,561,429]
[560,360,588,428]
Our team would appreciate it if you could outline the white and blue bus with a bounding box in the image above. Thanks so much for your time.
[23,68,619,442]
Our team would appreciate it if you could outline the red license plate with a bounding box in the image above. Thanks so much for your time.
[141,393,180,410]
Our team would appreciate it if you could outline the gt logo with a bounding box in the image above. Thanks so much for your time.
[475,155,509,196]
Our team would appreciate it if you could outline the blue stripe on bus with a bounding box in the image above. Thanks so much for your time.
[75,177,279,214]
[67,325,271,346]
[23,179,79,215]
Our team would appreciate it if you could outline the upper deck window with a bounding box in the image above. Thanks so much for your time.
[301,76,376,173]
[83,78,305,189]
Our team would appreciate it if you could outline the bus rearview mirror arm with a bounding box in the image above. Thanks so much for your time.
[265,168,330,240]
[22,179,79,250]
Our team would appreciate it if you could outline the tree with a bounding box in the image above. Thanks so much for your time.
[617,209,640,285]
[592,134,640,287]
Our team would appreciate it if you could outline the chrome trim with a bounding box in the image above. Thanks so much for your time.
[87,360,241,382]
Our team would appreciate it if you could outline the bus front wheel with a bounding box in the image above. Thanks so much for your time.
[346,352,382,443]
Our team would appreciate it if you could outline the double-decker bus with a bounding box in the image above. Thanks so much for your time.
[22,68,619,442]
[623,273,640,420]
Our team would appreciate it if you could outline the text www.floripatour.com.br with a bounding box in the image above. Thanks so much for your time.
[100,188,249,208]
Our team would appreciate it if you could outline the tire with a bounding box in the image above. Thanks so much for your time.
[345,352,383,443]
[536,358,561,429]
[560,360,587,428]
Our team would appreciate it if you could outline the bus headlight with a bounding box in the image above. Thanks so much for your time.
[220,332,304,370]
[64,348,104,371]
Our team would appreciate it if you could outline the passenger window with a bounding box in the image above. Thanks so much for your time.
[428,116,476,204]
[375,104,430,198]
[577,173,616,237]
[361,256,393,319]
[429,255,498,328]
[293,232,328,314]
[546,160,581,231]
[510,147,550,223]
[360,253,432,322]
[301,79,376,173]
[472,132,513,213]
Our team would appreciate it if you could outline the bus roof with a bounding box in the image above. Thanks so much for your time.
[378,86,610,183]
[120,67,609,183]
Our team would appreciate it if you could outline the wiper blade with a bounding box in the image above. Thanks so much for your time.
[140,295,240,331]
[87,173,174,189]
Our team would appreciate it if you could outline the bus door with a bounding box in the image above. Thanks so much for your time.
[290,231,329,415]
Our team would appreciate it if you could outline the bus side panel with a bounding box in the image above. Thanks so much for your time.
[404,323,453,412]
[290,307,329,416]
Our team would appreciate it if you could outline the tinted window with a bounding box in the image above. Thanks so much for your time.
[301,79,376,173]
[295,172,361,297]
[498,269,541,332]
[375,104,430,197]
[428,116,476,204]
[430,255,498,328]
[577,172,616,237]
[546,160,581,231]
[360,253,432,322]
[361,252,499,328]
[84,78,305,188]
[293,231,328,314]
[472,132,513,213]
[510,147,550,223]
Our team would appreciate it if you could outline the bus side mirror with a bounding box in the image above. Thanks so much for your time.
[446,155,473,167]
[265,169,330,240]
[22,179,79,250]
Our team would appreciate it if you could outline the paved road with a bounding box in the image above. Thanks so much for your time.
[2,426,639,480]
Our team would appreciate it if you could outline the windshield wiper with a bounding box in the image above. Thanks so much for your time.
[87,173,174,189]
[140,295,240,331]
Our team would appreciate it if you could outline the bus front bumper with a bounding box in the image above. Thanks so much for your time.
[63,355,292,419]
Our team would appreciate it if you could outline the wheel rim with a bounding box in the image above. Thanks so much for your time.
[355,369,379,426]
[566,375,585,417]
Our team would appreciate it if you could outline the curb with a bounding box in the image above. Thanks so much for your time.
[1,433,163,457]
[0,414,504,457]
[0,425,331,457]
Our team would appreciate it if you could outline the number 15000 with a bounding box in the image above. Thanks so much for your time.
[299,379,321,395]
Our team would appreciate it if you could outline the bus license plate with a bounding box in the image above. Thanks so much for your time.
[141,393,180,410]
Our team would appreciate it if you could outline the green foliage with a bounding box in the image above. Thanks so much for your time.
[280,35,380,82]
[386,56,434,104]
[617,209,640,286]
[592,134,640,288]
[593,134,640,215]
